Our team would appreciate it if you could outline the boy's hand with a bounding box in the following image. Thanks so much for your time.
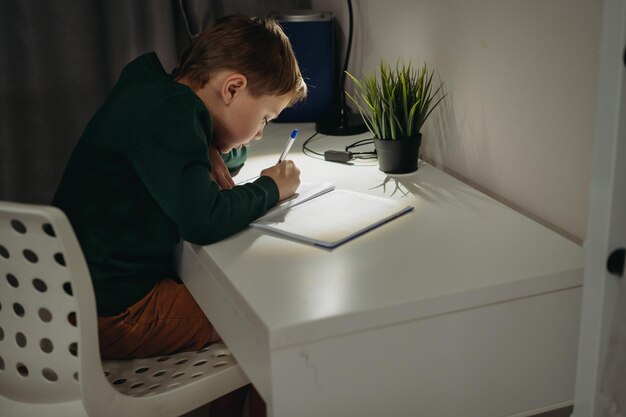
[208,147,235,190]
[261,160,301,201]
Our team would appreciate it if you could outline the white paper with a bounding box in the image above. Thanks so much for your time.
[252,189,413,248]
[256,182,335,221]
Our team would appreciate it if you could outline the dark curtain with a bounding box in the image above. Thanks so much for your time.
[0,0,310,204]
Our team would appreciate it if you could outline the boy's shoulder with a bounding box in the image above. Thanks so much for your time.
[119,52,165,82]
[112,53,205,115]
[116,52,188,100]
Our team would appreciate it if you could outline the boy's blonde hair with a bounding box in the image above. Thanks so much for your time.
[173,15,307,105]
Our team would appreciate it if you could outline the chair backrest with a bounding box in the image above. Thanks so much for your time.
[0,201,99,404]
[1,201,251,417]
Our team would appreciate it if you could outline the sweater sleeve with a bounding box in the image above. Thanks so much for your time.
[222,147,247,174]
[130,95,279,245]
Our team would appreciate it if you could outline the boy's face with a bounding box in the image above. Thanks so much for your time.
[212,90,293,153]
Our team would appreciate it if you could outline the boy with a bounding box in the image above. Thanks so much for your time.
[53,15,306,415]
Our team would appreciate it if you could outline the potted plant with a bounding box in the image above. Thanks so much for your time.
[346,61,446,174]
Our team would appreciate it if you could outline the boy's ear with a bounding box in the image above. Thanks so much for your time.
[221,73,247,105]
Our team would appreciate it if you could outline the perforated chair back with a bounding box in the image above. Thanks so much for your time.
[0,201,250,417]
[0,202,86,403]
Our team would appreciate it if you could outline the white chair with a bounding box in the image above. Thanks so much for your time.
[0,201,250,417]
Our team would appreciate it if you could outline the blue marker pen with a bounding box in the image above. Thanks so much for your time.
[277,129,299,163]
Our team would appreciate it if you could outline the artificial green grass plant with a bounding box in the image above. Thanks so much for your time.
[346,61,446,140]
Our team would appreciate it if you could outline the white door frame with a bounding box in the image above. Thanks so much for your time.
[572,0,626,415]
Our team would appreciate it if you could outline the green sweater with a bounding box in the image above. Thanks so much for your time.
[53,53,279,316]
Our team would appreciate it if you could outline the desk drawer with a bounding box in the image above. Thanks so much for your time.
[269,286,582,417]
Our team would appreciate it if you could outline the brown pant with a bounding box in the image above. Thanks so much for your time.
[97,279,266,417]
[98,279,220,359]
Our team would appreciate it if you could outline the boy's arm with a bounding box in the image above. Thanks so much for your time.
[208,147,247,188]
[131,98,279,245]
[208,147,236,189]
[221,147,247,175]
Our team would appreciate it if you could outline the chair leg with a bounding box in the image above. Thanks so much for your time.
[210,385,249,417]
[248,386,267,417]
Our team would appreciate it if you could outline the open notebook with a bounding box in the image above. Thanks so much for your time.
[251,182,414,248]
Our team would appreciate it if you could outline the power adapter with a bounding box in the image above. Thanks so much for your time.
[324,150,353,163]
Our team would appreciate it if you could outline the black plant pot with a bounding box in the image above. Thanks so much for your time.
[374,134,422,174]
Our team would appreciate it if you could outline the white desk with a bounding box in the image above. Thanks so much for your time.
[177,123,584,417]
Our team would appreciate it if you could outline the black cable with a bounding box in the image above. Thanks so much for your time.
[302,132,377,162]
[346,138,373,151]
[315,0,367,135]
[346,138,375,159]
[301,132,325,159]
[338,0,355,112]
[351,153,377,160]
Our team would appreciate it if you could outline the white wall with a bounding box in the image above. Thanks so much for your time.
[312,0,602,242]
